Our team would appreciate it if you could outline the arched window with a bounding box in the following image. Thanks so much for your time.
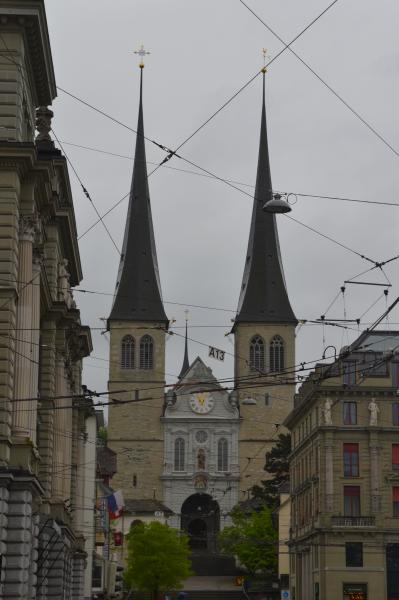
[140,335,154,369]
[174,438,185,471]
[121,335,135,369]
[270,335,284,372]
[197,449,206,471]
[218,438,228,472]
[249,335,265,371]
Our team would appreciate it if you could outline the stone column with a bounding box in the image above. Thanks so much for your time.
[52,357,65,500]
[3,487,34,599]
[62,367,73,503]
[324,433,334,513]
[12,216,35,438]
[28,252,41,445]
[0,171,19,467]
[37,320,56,499]
[369,432,381,513]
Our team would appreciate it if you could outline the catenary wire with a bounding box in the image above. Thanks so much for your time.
[60,139,399,209]
[239,0,399,159]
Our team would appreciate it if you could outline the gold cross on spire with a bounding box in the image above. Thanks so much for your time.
[134,44,150,69]
[261,48,271,73]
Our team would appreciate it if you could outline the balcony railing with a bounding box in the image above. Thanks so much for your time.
[331,516,375,527]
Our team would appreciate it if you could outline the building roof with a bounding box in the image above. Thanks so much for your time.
[124,499,173,516]
[108,69,168,325]
[233,74,296,327]
[96,445,117,478]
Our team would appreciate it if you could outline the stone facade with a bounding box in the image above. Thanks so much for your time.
[0,2,95,599]
[285,330,399,600]
[107,321,166,500]
[162,357,240,535]
[234,322,296,495]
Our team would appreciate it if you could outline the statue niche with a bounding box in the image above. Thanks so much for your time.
[197,449,206,471]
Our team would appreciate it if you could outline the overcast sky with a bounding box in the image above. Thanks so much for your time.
[44,0,399,403]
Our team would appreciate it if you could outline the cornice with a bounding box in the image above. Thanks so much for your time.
[0,1,56,105]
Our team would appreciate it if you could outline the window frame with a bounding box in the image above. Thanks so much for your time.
[174,437,185,472]
[343,402,357,425]
[393,487,399,517]
[343,443,360,477]
[345,542,363,567]
[392,444,399,472]
[393,403,399,426]
[121,335,135,370]
[217,437,229,472]
[344,486,361,517]
[139,334,154,370]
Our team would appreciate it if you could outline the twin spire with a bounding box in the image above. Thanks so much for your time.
[108,68,168,325]
[108,67,296,337]
[233,72,296,326]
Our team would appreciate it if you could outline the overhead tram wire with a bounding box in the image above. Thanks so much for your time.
[148,0,341,176]
[239,0,399,160]
[60,140,399,209]
[0,36,124,255]
[13,338,392,407]
[57,0,340,182]
[50,129,121,255]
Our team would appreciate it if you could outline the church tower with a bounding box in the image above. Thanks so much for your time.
[233,72,297,494]
[107,65,168,501]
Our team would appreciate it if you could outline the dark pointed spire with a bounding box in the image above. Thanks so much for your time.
[178,317,190,379]
[108,67,168,325]
[234,73,296,327]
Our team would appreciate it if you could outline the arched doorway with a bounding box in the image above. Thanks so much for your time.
[181,494,220,553]
[188,519,207,550]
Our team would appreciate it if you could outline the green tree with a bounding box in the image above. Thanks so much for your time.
[218,506,277,576]
[251,433,291,508]
[124,521,192,599]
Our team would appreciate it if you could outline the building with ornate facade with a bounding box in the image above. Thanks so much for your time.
[285,330,399,600]
[107,63,297,556]
[0,1,95,598]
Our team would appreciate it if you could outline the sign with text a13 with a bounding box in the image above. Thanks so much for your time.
[208,346,225,361]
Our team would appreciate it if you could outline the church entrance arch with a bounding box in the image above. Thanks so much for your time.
[181,493,220,553]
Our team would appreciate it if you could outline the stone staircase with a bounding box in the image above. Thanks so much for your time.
[180,592,245,600]
[189,553,236,576]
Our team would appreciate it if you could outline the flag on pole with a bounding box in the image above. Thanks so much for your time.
[107,490,124,519]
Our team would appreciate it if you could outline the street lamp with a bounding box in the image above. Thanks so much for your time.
[263,193,292,214]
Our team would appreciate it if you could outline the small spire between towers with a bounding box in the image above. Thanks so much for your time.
[178,311,190,379]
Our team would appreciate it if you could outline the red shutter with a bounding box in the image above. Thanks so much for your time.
[393,445,399,465]
[344,443,358,454]
[344,486,360,497]
[393,487,399,502]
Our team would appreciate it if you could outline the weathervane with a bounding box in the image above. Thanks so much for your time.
[134,44,150,68]
[261,48,270,73]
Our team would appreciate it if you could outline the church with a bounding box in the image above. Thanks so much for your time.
[107,63,297,553]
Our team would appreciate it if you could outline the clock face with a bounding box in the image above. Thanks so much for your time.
[189,392,215,414]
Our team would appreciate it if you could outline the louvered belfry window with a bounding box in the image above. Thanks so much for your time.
[270,335,284,372]
[249,335,265,371]
[121,335,135,369]
[140,335,154,369]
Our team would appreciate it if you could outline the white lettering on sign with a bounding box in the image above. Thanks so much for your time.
[208,346,225,362]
